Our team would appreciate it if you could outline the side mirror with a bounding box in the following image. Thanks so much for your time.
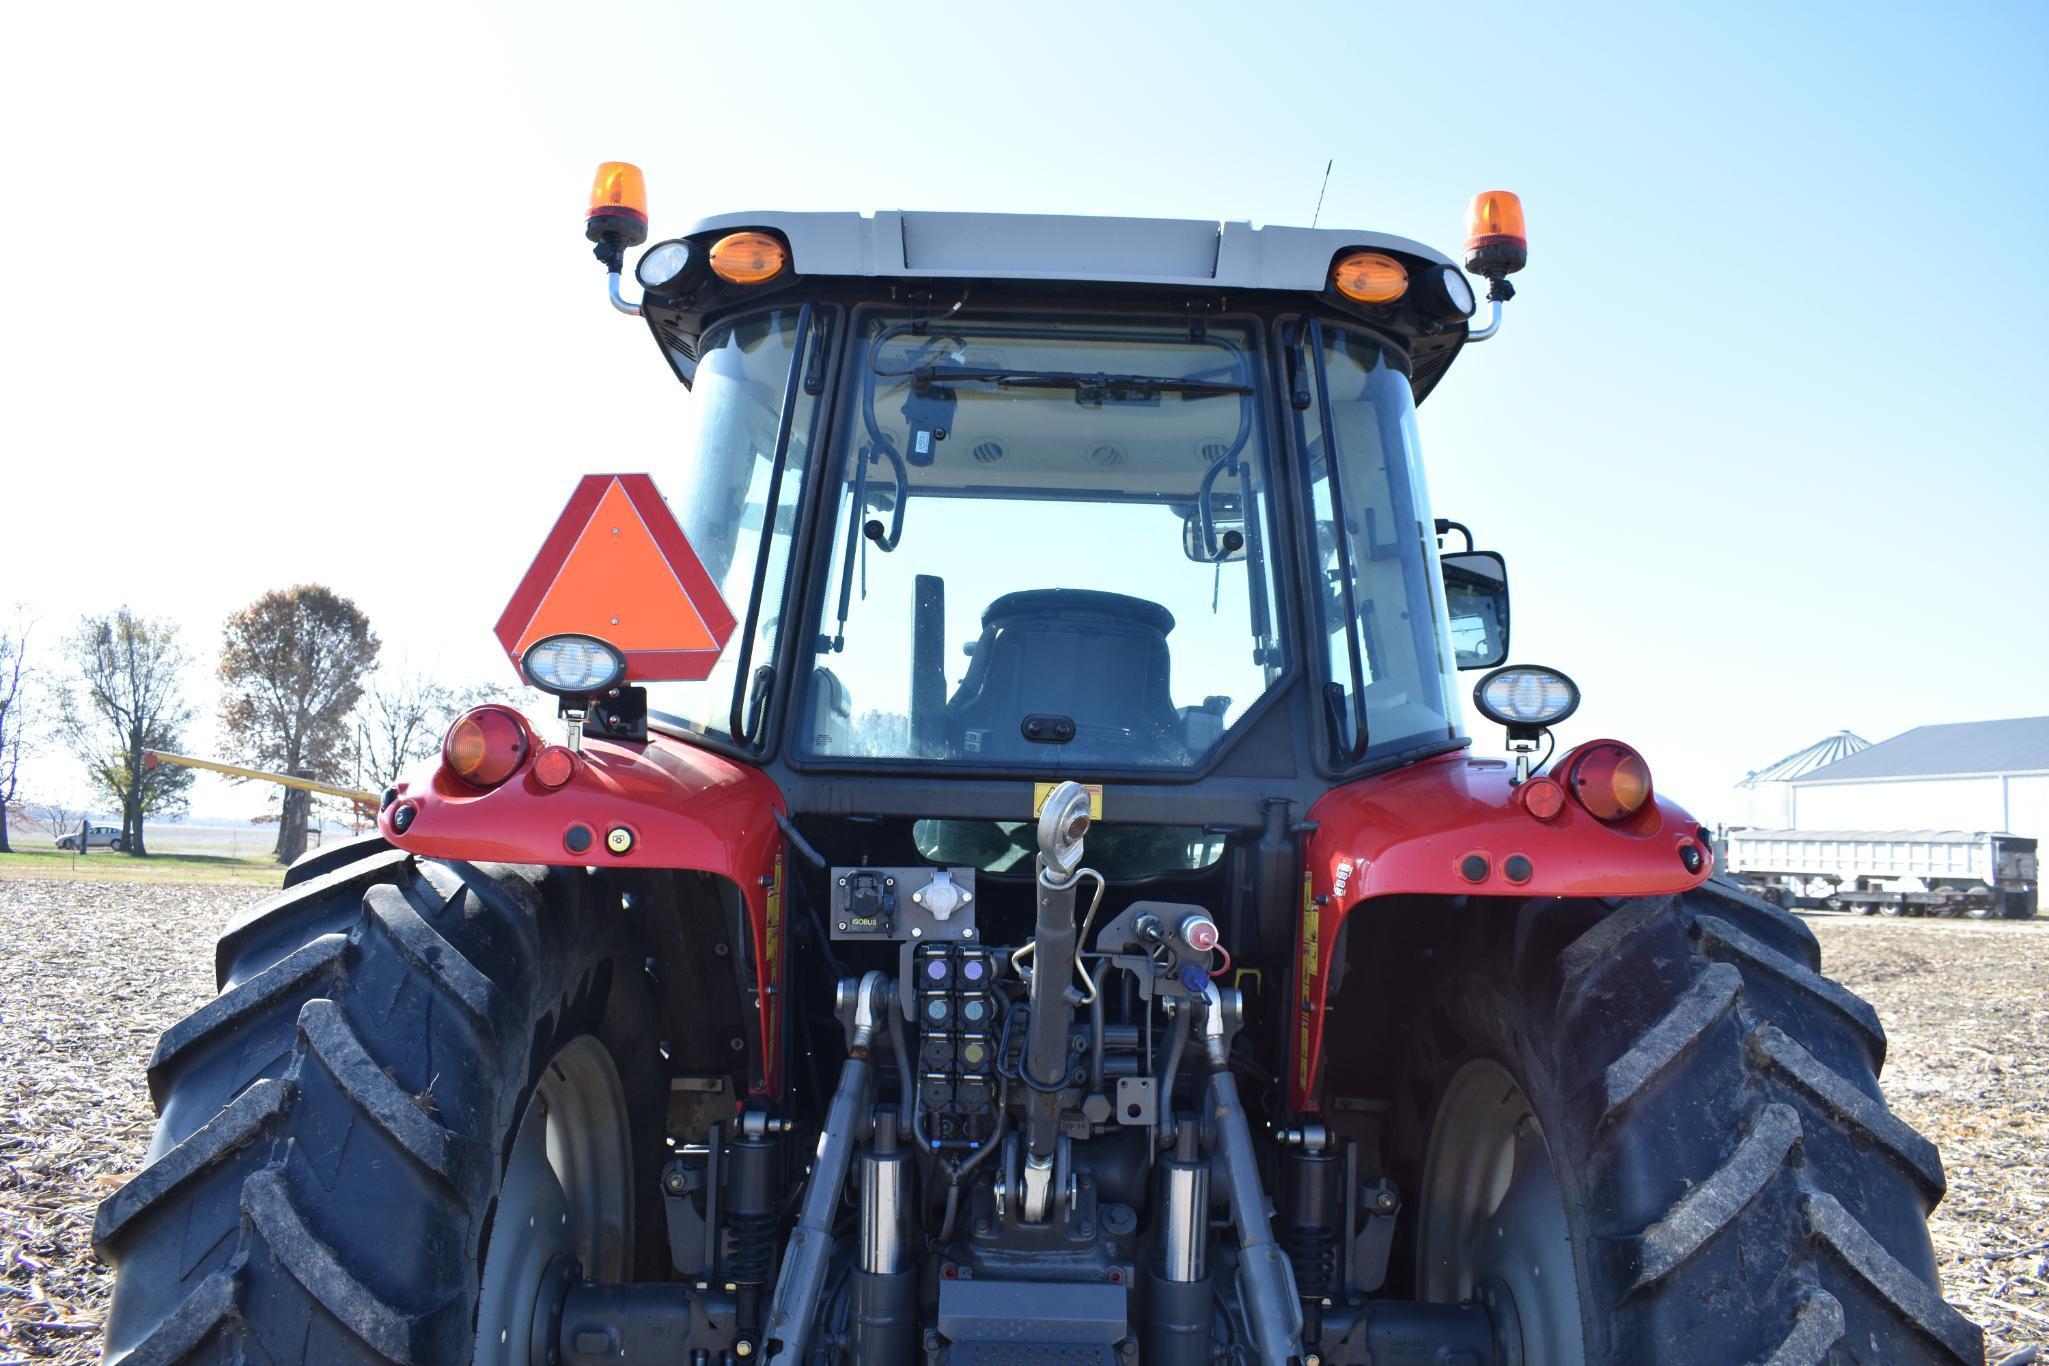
[1441,550,1510,670]
[1183,515,1247,563]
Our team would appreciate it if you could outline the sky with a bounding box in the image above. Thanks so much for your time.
[4,0,2045,830]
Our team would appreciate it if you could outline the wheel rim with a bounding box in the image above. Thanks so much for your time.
[473,1035,634,1364]
[1417,1058,1585,1364]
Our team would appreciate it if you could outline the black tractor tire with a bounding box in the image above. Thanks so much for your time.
[95,849,666,1364]
[1398,876,1981,1364]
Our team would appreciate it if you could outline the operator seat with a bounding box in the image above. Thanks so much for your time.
[946,589,1186,763]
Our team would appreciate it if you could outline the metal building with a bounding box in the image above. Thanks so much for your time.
[1736,731,1871,827]
[1787,716,2049,847]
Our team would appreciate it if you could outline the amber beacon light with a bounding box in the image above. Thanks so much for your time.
[1463,190,1527,279]
[586,162,649,248]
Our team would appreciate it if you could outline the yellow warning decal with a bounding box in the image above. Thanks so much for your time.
[1032,782,1104,819]
[764,852,784,970]
[1297,868,1319,1092]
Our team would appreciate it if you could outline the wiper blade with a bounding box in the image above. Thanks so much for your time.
[912,364,1251,397]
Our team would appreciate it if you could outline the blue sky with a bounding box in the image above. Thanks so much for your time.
[5,0,2045,825]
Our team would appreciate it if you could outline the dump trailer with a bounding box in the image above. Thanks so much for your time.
[1725,827,2038,919]
[92,169,1984,1366]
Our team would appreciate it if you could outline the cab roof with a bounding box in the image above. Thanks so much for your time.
[685,209,1454,291]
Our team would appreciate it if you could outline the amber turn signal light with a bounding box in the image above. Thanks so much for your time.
[1464,190,1527,279]
[710,231,788,284]
[1569,741,1653,823]
[586,162,648,249]
[1332,251,1408,305]
[443,705,531,790]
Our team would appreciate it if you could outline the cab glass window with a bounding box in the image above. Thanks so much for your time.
[646,307,825,744]
[1290,320,1460,761]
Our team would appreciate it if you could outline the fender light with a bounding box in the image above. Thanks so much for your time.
[1332,251,1408,304]
[443,705,532,790]
[1568,741,1653,823]
[709,231,788,284]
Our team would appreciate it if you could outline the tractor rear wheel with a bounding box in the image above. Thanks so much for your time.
[1398,877,1981,1364]
[95,850,665,1365]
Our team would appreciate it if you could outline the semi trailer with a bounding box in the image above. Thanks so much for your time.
[1725,827,2038,919]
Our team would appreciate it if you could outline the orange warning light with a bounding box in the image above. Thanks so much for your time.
[1464,191,1527,278]
[1331,251,1409,305]
[495,474,737,683]
[586,162,649,250]
[588,162,647,223]
[710,232,789,285]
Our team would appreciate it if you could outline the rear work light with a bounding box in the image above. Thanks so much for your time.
[1332,251,1409,304]
[443,705,531,789]
[709,231,788,284]
[1472,665,1581,732]
[1569,741,1653,822]
[522,634,627,697]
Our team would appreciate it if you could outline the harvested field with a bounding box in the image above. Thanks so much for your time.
[1802,912,2049,1363]
[0,879,2042,1363]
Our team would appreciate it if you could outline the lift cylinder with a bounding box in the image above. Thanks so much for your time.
[1145,1123,1214,1365]
[851,1115,916,1365]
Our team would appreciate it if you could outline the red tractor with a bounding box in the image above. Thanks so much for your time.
[97,167,1979,1365]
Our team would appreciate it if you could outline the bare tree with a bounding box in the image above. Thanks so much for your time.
[0,610,34,853]
[351,668,485,790]
[219,586,379,864]
[60,609,197,856]
[29,799,86,841]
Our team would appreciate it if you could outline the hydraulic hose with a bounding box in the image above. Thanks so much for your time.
[1156,1000,1193,1146]
[885,986,916,1138]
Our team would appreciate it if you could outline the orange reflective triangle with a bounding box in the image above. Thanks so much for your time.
[520,480,716,653]
[496,474,736,683]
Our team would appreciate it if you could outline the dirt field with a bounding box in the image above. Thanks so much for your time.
[1,880,2042,1364]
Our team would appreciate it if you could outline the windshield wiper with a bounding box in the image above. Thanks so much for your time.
[911,364,1251,398]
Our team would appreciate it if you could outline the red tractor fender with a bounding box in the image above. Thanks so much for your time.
[1290,746,1713,1111]
[378,731,791,1095]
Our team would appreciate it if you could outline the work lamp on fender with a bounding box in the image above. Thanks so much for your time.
[522,634,628,696]
[1472,664,1580,731]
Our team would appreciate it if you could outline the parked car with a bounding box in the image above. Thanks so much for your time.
[56,824,127,852]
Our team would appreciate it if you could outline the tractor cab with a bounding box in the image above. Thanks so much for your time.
[583,192,1519,804]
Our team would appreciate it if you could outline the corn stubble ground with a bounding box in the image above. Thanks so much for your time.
[0,880,2043,1365]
